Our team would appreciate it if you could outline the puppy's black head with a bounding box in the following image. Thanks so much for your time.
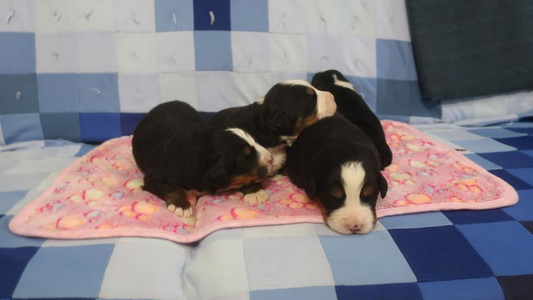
[204,128,279,191]
[260,80,336,140]
[309,160,387,235]
[311,69,355,92]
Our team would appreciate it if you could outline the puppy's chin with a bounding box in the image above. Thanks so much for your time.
[325,204,376,235]
[265,145,287,176]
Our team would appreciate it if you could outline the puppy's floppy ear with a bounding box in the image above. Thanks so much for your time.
[378,172,388,198]
[205,158,231,188]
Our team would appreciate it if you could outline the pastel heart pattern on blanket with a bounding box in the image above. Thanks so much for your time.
[9,121,518,243]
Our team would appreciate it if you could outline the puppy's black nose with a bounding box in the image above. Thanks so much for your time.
[349,224,362,233]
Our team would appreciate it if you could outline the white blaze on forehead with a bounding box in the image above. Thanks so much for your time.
[326,161,376,235]
[226,128,271,165]
[333,74,356,92]
[280,80,336,119]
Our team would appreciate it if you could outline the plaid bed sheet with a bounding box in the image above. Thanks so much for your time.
[1,121,533,300]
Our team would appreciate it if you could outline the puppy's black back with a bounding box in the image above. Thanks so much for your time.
[132,101,207,175]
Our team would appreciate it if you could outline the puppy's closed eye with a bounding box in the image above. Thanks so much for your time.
[242,145,253,156]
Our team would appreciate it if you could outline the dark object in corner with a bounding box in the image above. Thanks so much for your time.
[405,0,533,100]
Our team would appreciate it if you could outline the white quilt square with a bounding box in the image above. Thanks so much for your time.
[270,33,308,72]
[116,33,157,73]
[36,32,77,73]
[232,72,271,104]
[231,32,270,73]
[244,235,335,290]
[159,73,198,109]
[183,239,250,300]
[268,0,307,33]
[118,74,161,112]
[113,0,155,32]
[99,238,189,300]
[156,31,195,73]
[305,0,342,35]
[195,72,237,112]
[76,32,117,73]
[376,0,411,41]
[340,0,376,37]
[307,34,344,73]
[36,0,74,32]
[341,36,377,77]
[0,0,35,32]
[72,0,114,31]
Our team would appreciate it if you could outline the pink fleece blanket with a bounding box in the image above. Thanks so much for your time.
[10,121,518,243]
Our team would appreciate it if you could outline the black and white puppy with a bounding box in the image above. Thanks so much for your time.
[132,101,279,217]
[311,70,393,169]
[286,114,388,234]
[207,80,337,204]
[208,79,337,148]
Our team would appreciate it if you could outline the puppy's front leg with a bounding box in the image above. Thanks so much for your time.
[241,182,270,205]
[143,175,193,217]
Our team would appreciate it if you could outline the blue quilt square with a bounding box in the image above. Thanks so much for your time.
[0,191,27,215]
[194,31,233,70]
[442,209,514,225]
[0,216,45,248]
[336,283,423,300]
[497,275,533,300]
[0,32,35,74]
[79,113,121,143]
[489,170,533,191]
[37,74,79,113]
[521,221,533,234]
[348,76,378,113]
[468,128,526,139]
[509,138,533,152]
[377,39,418,81]
[523,149,533,159]
[463,154,502,170]
[505,125,533,135]
[319,231,416,285]
[194,0,231,30]
[230,0,268,32]
[454,139,516,154]
[250,286,337,300]
[380,212,452,230]
[155,0,194,32]
[75,144,96,157]
[506,168,533,186]
[503,189,533,221]
[457,221,533,276]
[78,74,120,113]
[0,113,44,144]
[0,247,40,298]
[40,113,81,142]
[376,79,441,118]
[479,151,533,169]
[418,277,504,300]
[120,113,145,136]
[0,74,39,114]
[389,226,493,281]
[13,245,114,298]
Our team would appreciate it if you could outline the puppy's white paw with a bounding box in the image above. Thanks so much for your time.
[167,204,193,217]
[243,189,269,205]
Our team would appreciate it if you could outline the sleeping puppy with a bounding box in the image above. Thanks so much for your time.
[208,79,337,148]
[311,70,393,169]
[132,101,280,217]
[286,114,388,234]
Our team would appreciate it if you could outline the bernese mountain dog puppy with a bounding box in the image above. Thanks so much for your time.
[132,101,280,217]
[311,69,393,169]
[286,114,388,235]
[207,79,337,204]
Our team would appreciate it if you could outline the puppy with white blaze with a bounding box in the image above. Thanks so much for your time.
[286,114,388,234]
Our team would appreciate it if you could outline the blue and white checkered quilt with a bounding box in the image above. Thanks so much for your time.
[1,121,533,299]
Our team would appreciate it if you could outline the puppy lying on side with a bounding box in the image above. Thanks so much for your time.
[132,101,279,217]
[311,70,393,169]
[286,114,388,234]
[207,80,337,203]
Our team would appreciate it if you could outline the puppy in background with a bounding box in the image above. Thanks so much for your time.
[132,101,280,217]
[207,79,337,204]
[286,114,388,234]
[311,70,393,169]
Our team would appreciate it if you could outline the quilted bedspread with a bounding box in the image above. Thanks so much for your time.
[1,121,533,299]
